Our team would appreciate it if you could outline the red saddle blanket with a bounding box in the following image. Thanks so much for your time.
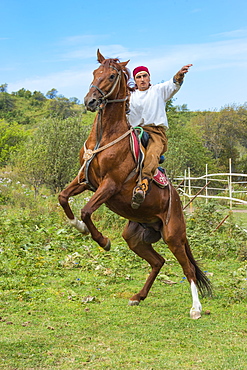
[130,130,169,188]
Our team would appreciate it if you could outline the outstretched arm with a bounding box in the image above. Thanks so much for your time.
[174,64,193,84]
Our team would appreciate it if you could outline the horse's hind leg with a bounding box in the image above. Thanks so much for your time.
[58,176,90,234]
[163,215,211,319]
[166,239,202,319]
[122,221,165,305]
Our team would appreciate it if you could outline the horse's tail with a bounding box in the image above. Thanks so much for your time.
[185,238,212,297]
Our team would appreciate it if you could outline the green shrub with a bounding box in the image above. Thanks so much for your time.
[185,201,246,259]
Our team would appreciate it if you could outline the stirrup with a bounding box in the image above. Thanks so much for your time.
[131,178,149,209]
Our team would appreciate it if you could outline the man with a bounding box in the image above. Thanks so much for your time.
[128,63,192,209]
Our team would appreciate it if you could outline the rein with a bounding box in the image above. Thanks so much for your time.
[77,127,133,184]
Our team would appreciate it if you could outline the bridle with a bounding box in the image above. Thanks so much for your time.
[78,64,133,185]
[90,65,128,107]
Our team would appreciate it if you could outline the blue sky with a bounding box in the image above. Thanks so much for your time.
[1,0,247,111]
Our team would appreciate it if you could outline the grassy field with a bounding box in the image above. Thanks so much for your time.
[0,179,246,369]
[1,240,246,370]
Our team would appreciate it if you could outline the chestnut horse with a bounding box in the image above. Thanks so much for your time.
[58,50,211,319]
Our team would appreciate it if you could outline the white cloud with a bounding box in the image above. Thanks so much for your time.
[212,29,247,39]
[62,34,104,45]
[61,43,145,61]
[189,8,202,14]
[8,68,92,98]
[129,37,247,79]
[6,33,247,110]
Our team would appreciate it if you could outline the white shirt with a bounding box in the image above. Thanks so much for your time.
[128,77,181,128]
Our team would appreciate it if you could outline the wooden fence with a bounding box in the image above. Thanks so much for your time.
[174,159,247,209]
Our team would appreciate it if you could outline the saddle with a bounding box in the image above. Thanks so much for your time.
[130,128,169,188]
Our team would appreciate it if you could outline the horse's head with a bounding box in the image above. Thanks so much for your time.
[84,49,130,112]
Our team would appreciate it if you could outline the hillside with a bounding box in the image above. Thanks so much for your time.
[0,85,247,193]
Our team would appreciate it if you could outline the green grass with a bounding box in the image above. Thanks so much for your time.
[0,177,247,369]
[232,211,247,228]
[1,249,247,370]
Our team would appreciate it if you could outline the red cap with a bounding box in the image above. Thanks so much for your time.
[133,66,150,78]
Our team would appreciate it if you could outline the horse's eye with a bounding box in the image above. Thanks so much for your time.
[109,74,115,81]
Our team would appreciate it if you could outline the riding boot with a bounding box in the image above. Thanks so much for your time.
[131,178,150,209]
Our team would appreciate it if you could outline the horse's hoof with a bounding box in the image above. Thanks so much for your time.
[103,238,111,251]
[128,300,140,306]
[190,311,201,319]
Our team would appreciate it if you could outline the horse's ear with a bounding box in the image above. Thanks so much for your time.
[97,49,105,64]
[119,60,130,68]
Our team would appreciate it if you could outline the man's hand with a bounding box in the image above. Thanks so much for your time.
[179,64,193,74]
[174,64,193,84]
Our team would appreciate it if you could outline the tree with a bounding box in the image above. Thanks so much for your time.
[32,91,46,101]
[0,120,29,166]
[15,116,91,193]
[0,91,15,113]
[190,104,247,172]
[48,96,74,119]
[0,84,8,93]
[46,88,58,99]
[164,108,215,179]
[15,88,32,98]
[69,97,80,104]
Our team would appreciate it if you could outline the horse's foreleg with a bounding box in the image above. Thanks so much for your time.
[58,176,90,234]
[80,180,118,250]
[122,221,165,305]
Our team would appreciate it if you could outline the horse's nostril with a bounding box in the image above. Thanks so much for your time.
[84,98,97,112]
[88,99,96,107]
[84,98,95,106]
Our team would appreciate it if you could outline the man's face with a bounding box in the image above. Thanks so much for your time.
[134,72,150,91]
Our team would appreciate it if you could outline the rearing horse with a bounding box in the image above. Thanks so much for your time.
[58,49,211,319]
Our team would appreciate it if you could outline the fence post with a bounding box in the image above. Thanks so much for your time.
[188,167,193,211]
[188,167,191,197]
[229,158,232,210]
[184,168,187,205]
[205,163,208,204]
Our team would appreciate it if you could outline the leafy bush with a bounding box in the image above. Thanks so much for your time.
[13,116,91,193]
[0,119,29,166]
[0,173,246,315]
[185,201,247,259]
